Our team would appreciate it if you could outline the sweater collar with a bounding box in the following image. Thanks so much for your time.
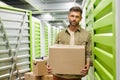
[65,25,81,33]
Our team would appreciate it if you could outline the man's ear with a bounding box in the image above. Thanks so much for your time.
[80,16,82,21]
[80,15,82,20]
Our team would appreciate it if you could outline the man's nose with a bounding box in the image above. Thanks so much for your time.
[73,16,76,20]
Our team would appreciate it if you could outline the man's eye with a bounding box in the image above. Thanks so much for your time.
[70,15,80,18]
[71,15,74,17]
[76,16,80,18]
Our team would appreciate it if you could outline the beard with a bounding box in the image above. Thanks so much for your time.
[70,21,79,26]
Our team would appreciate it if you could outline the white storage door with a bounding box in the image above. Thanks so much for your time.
[0,7,31,80]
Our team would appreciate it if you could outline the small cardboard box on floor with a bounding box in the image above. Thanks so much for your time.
[33,58,48,76]
[25,72,41,80]
[42,75,53,80]
[49,45,85,75]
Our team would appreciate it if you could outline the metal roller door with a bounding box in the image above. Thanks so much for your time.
[44,25,48,56]
[31,17,41,59]
[0,7,32,80]
[92,0,116,80]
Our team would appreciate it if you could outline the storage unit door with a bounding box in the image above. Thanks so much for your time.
[0,7,31,80]
[93,0,116,80]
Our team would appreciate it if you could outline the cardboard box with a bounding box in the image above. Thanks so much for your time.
[41,75,53,80]
[49,45,85,75]
[24,72,41,80]
[33,59,48,76]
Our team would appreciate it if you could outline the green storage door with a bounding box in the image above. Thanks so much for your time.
[0,6,32,80]
[93,0,116,80]
[31,17,41,59]
[45,25,48,56]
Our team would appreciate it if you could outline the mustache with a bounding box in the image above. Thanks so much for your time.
[72,20,76,22]
[70,20,76,23]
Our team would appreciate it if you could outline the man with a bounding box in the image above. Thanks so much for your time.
[48,6,92,80]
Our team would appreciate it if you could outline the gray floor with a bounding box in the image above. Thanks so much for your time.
[82,76,87,80]
[81,67,94,80]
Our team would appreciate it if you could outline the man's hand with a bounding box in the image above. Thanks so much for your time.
[80,64,90,77]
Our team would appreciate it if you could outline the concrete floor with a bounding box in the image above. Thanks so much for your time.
[82,76,87,80]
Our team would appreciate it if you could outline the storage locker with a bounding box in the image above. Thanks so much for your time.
[31,17,41,59]
[0,6,32,80]
[87,0,116,80]
[44,25,49,56]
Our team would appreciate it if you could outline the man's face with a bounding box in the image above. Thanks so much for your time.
[68,11,82,26]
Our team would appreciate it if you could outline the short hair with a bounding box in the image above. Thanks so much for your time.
[69,6,82,14]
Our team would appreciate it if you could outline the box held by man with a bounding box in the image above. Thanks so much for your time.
[49,45,85,75]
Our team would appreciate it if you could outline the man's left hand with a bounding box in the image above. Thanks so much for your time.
[80,64,90,77]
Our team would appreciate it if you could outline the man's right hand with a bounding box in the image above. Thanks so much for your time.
[47,65,52,74]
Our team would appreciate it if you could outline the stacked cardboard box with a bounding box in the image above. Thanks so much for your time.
[25,44,85,80]
[24,58,53,80]
[42,75,53,80]
[33,59,48,76]
[25,72,41,80]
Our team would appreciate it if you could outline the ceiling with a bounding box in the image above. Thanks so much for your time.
[1,0,84,28]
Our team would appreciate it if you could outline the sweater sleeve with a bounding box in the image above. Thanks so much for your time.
[86,32,92,66]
